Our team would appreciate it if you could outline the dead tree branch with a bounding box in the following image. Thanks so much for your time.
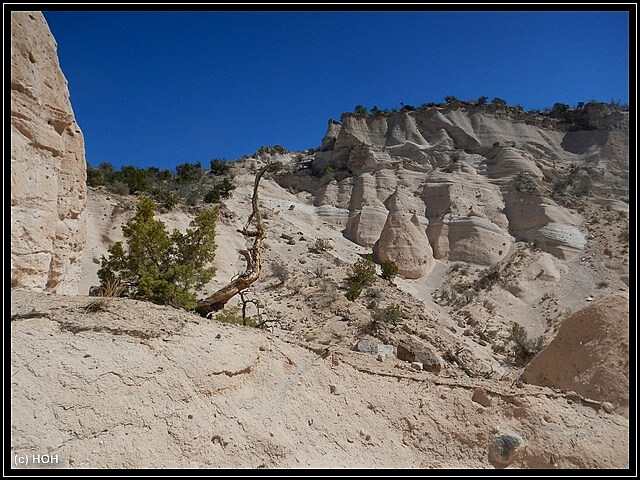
[196,161,279,317]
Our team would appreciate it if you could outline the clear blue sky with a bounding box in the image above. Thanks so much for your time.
[42,9,630,172]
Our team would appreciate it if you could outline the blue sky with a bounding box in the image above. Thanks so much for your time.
[42,9,630,171]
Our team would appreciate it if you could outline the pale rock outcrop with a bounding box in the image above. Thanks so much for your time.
[522,293,629,418]
[373,189,434,278]
[320,119,341,151]
[445,216,513,265]
[11,11,87,294]
[384,331,443,373]
[344,205,389,248]
[504,251,561,302]
[503,191,585,259]
[346,144,397,172]
[485,147,544,181]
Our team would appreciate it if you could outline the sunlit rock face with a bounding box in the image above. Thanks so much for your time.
[11,11,87,293]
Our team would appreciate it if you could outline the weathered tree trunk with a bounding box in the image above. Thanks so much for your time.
[196,162,275,317]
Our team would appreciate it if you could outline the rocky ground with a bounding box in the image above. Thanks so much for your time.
[10,289,629,469]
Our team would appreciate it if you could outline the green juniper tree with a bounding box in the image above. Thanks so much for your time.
[98,196,218,310]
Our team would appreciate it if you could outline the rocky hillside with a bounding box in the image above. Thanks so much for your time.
[10,10,629,471]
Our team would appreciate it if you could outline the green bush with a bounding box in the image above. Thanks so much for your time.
[345,282,363,301]
[112,165,149,193]
[376,304,404,325]
[310,238,332,253]
[176,161,202,184]
[106,180,130,195]
[214,306,267,329]
[146,166,173,182]
[381,259,398,282]
[345,257,377,300]
[510,323,544,361]
[149,186,180,210]
[97,196,218,310]
[204,188,221,204]
[86,162,105,187]
[204,177,236,204]
[513,172,538,194]
[210,159,230,176]
[354,105,368,115]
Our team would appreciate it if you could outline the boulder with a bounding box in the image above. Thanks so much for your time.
[394,334,442,373]
[522,293,629,418]
[489,432,522,467]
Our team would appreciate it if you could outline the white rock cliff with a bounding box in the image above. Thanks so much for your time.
[11,11,87,294]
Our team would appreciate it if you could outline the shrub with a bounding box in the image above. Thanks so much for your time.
[365,287,381,300]
[401,324,413,334]
[381,259,398,282]
[149,186,180,210]
[86,162,105,186]
[551,179,572,197]
[271,262,290,285]
[310,238,332,253]
[204,188,221,204]
[175,161,202,184]
[345,257,377,300]
[204,178,236,204]
[444,95,459,104]
[147,167,173,182]
[513,172,538,194]
[214,305,243,324]
[210,159,230,176]
[312,263,327,279]
[97,162,116,181]
[112,165,149,193]
[475,265,502,291]
[83,277,123,313]
[216,177,236,199]
[492,97,507,106]
[510,323,544,361]
[476,96,488,105]
[106,180,130,195]
[347,257,377,287]
[345,282,363,301]
[214,305,265,329]
[97,196,218,310]
[375,304,404,325]
[354,105,368,115]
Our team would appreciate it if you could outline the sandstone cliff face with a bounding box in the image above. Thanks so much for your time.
[11,11,86,294]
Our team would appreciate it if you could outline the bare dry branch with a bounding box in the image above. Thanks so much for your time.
[196,161,278,317]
